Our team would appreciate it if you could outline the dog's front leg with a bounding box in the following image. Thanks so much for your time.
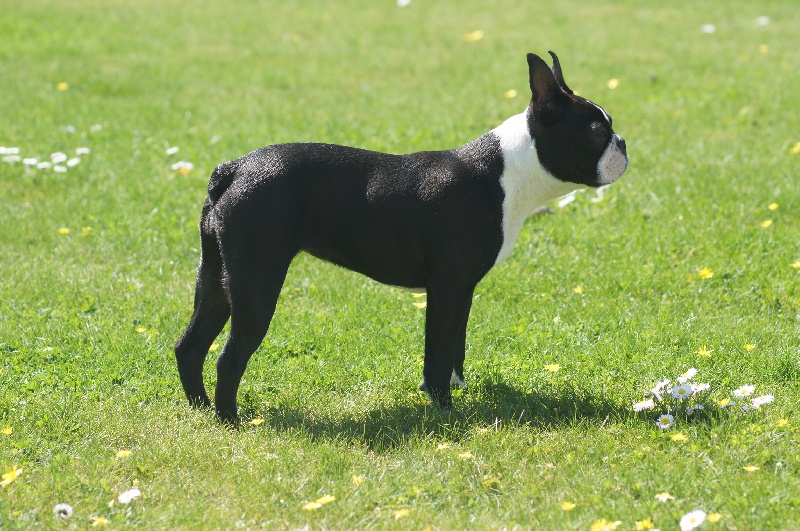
[421,286,475,412]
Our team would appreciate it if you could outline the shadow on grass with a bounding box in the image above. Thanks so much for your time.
[257,380,628,452]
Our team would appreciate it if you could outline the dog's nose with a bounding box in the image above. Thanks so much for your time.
[616,136,627,156]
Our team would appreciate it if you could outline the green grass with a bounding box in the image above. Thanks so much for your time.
[2,0,799,528]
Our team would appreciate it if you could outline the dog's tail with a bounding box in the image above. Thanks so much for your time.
[207,159,241,204]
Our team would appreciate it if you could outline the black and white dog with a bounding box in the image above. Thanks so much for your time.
[175,51,628,423]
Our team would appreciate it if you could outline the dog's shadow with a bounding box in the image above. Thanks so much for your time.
[254,380,626,451]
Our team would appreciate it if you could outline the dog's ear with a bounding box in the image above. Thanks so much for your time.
[548,50,573,94]
[527,53,569,124]
[527,53,558,104]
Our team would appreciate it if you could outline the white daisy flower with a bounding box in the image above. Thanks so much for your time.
[700,24,716,34]
[51,152,68,163]
[63,125,77,134]
[751,394,774,407]
[633,399,655,412]
[53,503,73,518]
[37,161,52,169]
[54,165,68,173]
[3,155,21,163]
[166,146,180,155]
[118,487,141,504]
[651,379,671,400]
[170,161,194,174]
[0,147,20,155]
[677,368,698,383]
[90,124,103,132]
[66,157,81,167]
[733,385,755,398]
[692,383,710,393]
[756,16,770,26]
[76,147,90,155]
[680,509,706,531]
[672,383,693,400]
[23,158,38,165]
[656,414,674,429]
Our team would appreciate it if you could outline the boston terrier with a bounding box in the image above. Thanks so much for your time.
[175,51,629,423]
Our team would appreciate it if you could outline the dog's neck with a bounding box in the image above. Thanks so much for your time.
[491,109,582,265]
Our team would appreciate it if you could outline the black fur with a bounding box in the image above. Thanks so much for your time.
[175,51,625,423]
[176,135,505,421]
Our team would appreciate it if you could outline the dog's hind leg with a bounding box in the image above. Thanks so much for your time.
[213,250,293,424]
[175,199,231,409]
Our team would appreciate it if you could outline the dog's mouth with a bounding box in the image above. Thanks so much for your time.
[596,135,628,186]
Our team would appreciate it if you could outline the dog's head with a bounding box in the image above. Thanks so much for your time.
[526,51,628,188]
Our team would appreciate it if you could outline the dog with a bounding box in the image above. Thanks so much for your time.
[175,51,628,423]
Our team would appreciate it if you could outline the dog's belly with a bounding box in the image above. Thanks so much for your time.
[303,224,430,289]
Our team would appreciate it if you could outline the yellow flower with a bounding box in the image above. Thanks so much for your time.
[789,261,800,269]
[116,450,132,458]
[560,501,576,511]
[544,364,561,373]
[768,203,779,211]
[777,418,789,427]
[81,227,92,237]
[302,494,335,510]
[671,433,688,442]
[1,427,12,436]
[135,327,146,333]
[742,465,759,472]
[436,443,451,451]
[248,418,265,426]
[697,346,713,357]
[573,286,583,294]
[607,78,620,90]
[481,475,501,490]
[744,344,756,351]
[393,509,410,520]
[464,30,484,42]
[58,227,70,235]
[707,513,722,523]
[1,466,22,487]
[351,475,365,485]
[718,398,731,407]
[91,516,110,526]
[591,518,622,531]
[791,141,800,154]
[635,519,654,530]
[458,451,474,460]
[655,491,675,502]
[413,301,427,309]
[57,82,69,91]
[697,267,714,279]
[759,44,769,54]
[209,343,219,352]
[760,219,773,228]
[504,89,518,99]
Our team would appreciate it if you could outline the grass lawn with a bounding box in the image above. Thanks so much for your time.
[2,0,799,528]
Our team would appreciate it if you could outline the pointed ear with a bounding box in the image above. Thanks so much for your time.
[527,53,559,105]
[548,50,573,94]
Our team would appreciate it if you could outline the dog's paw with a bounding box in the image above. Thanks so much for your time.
[450,370,466,389]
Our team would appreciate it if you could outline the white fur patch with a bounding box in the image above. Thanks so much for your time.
[450,370,465,389]
[596,134,628,185]
[492,111,582,265]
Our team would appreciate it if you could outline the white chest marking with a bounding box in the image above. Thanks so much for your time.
[492,111,583,265]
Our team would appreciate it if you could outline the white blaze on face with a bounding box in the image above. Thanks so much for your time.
[596,134,628,185]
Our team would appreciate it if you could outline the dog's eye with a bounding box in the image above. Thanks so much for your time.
[591,122,609,141]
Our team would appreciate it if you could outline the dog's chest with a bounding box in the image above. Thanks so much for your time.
[492,112,581,265]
